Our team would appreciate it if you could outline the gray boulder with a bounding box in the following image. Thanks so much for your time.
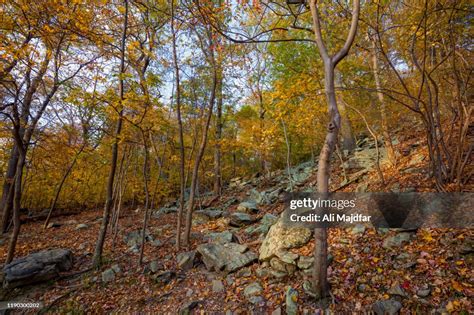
[244,281,263,299]
[259,218,312,261]
[212,279,225,293]
[372,299,402,315]
[204,230,233,244]
[195,208,223,220]
[237,201,258,213]
[3,248,73,288]
[229,212,256,227]
[177,251,196,270]
[196,242,257,273]
[382,232,413,249]
[124,230,153,247]
[102,268,115,283]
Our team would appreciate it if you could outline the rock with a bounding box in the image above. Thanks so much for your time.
[350,224,366,235]
[259,218,312,261]
[177,251,196,271]
[372,299,402,315]
[179,300,201,315]
[249,189,264,204]
[159,206,178,214]
[124,230,153,247]
[272,307,282,315]
[229,212,256,227]
[128,244,140,253]
[303,280,317,298]
[204,230,233,244]
[212,279,225,293]
[235,267,252,278]
[297,256,314,270]
[356,183,368,193]
[102,269,115,283]
[244,282,263,298]
[149,261,161,273]
[382,232,413,249]
[195,209,223,219]
[237,201,258,213]
[416,288,431,297]
[388,282,408,298]
[261,213,278,226]
[276,250,299,264]
[75,223,89,230]
[270,257,296,275]
[47,222,61,229]
[395,253,410,261]
[196,242,257,273]
[111,264,121,274]
[407,153,425,166]
[248,296,264,304]
[153,271,175,286]
[357,284,368,292]
[193,211,211,225]
[285,287,298,315]
[246,213,279,236]
[150,239,162,247]
[3,248,73,288]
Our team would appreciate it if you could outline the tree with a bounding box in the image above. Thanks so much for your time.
[308,0,360,300]
[93,0,129,268]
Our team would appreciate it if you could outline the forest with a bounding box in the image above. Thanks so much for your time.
[0,0,472,313]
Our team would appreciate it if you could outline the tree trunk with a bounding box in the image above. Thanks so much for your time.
[139,131,150,265]
[44,144,85,228]
[309,0,360,301]
[171,0,186,250]
[335,72,356,152]
[183,65,217,247]
[371,39,396,166]
[5,149,26,264]
[92,0,128,268]
[213,71,223,196]
[1,144,18,233]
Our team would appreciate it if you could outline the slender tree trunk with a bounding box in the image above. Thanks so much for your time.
[371,39,396,166]
[44,144,85,228]
[1,142,19,233]
[213,71,223,196]
[313,63,338,300]
[139,130,150,265]
[5,149,26,264]
[171,0,186,250]
[281,119,293,191]
[309,0,360,301]
[92,0,128,268]
[183,66,217,247]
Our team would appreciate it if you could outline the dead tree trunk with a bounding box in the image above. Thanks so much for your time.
[92,0,128,268]
[309,0,360,301]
